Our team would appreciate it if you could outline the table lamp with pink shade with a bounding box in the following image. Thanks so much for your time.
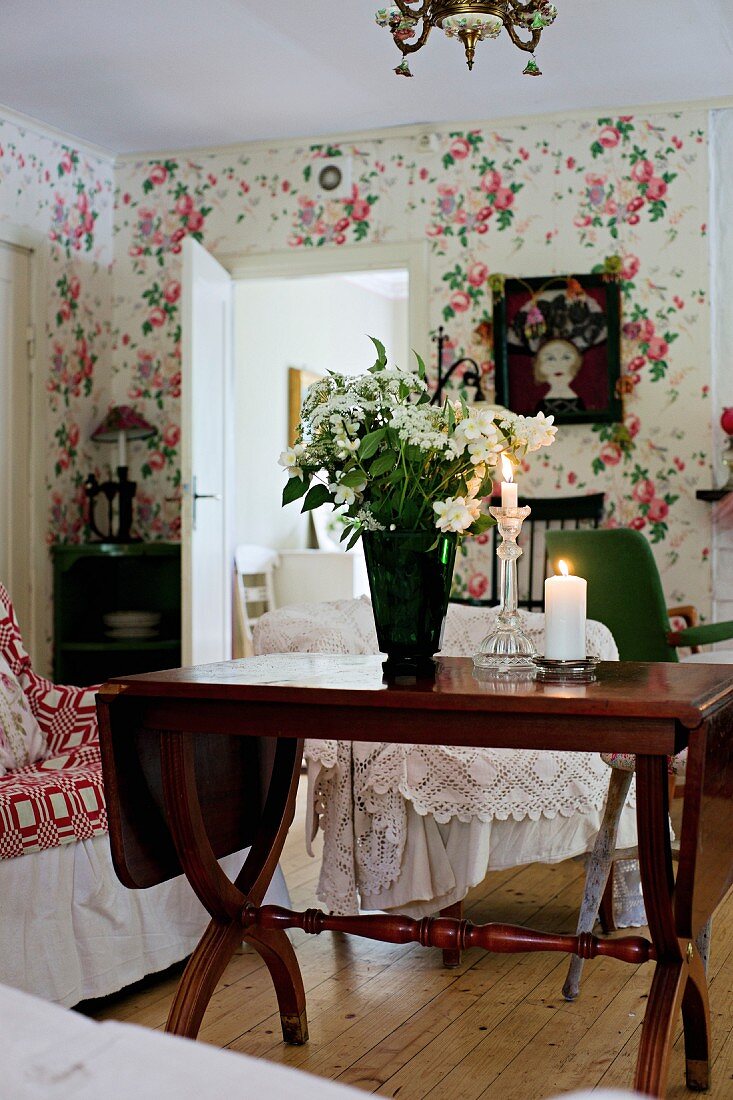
[84,405,156,542]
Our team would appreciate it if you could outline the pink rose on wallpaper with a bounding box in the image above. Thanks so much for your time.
[647,499,669,522]
[351,199,370,221]
[637,318,655,341]
[162,424,180,447]
[633,478,655,504]
[646,336,668,361]
[468,573,489,599]
[673,457,685,471]
[68,275,81,299]
[629,516,646,530]
[186,210,205,232]
[567,471,577,486]
[493,187,514,211]
[163,280,181,303]
[476,206,493,223]
[149,164,168,186]
[58,300,72,322]
[599,444,622,466]
[149,307,167,328]
[59,152,73,175]
[632,159,655,183]
[148,451,166,471]
[646,177,667,201]
[574,214,592,228]
[627,355,646,372]
[621,255,640,280]
[67,424,80,448]
[480,169,501,193]
[451,291,471,312]
[626,196,645,213]
[467,262,488,287]
[598,126,620,147]
[450,137,471,160]
[58,449,70,470]
[673,296,685,309]
[626,414,641,438]
[175,194,194,216]
[76,192,89,214]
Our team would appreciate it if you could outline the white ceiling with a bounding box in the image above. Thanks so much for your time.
[1,0,733,155]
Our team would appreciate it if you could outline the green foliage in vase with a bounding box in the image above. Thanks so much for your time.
[280,338,558,549]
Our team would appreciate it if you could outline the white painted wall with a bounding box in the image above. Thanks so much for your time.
[233,271,409,550]
[710,108,733,645]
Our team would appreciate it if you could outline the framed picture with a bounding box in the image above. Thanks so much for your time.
[288,367,323,446]
[493,274,622,425]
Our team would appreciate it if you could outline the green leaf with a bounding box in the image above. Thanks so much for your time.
[413,350,426,380]
[339,523,355,543]
[346,528,361,551]
[301,484,332,512]
[359,428,386,460]
[370,450,398,477]
[282,475,309,506]
[339,469,367,488]
[471,514,496,536]
[368,335,388,370]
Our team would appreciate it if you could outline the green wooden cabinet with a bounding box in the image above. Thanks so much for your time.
[52,542,181,685]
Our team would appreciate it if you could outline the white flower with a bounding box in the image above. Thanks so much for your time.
[390,405,447,450]
[467,439,498,466]
[513,412,557,452]
[331,475,367,507]
[356,508,385,532]
[433,496,477,534]
[278,444,306,479]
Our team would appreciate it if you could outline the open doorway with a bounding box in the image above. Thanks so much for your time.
[233,266,410,626]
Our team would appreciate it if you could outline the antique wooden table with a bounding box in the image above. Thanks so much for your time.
[96,654,733,1098]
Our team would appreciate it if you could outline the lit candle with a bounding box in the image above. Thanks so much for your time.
[544,559,587,659]
[500,453,518,510]
[117,430,127,469]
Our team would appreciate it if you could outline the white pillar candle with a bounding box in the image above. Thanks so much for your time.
[544,559,587,659]
[500,453,518,510]
[117,430,127,468]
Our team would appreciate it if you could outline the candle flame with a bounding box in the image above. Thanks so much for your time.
[558,559,570,577]
[501,453,514,483]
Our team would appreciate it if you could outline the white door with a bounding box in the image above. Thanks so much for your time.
[0,242,32,636]
[181,238,234,665]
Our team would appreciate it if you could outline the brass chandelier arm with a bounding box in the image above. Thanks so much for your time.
[504,22,542,52]
[395,19,434,55]
[391,0,432,17]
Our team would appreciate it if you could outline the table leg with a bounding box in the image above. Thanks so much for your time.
[160,730,307,1045]
[633,754,711,1097]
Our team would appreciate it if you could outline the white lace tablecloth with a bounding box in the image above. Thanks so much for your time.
[254,598,637,916]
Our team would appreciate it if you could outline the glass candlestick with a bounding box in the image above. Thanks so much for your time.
[473,504,536,670]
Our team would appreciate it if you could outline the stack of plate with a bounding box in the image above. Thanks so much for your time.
[103,610,162,639]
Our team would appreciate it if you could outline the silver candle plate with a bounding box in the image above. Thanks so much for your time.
[532,655,601,682]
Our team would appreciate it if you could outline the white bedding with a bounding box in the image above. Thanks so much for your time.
[0,835,289,1006]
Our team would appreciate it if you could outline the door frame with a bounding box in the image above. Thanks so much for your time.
[219,240,430,364]
[0,224,47,668]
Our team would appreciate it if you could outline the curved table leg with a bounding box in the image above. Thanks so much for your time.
[682,951,711,1091]
[160,731,306,1045]
[563,768,633,1001]
[167,918,245,1038]
[244,925,308,1044]
[634,754,696,1097]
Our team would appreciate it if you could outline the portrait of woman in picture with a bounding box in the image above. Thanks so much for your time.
[532,337,586,417]
[492,274,622,426]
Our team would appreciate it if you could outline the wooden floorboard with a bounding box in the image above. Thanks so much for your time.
[85,778,733,1099]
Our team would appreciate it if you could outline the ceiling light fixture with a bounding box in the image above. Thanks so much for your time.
[375,1,557,77]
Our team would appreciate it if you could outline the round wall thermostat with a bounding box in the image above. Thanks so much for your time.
[318,164,343,192]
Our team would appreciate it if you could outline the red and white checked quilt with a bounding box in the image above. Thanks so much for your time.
[0,584,108,859]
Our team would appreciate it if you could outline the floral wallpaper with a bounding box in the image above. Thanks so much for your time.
[112,108,714,615]
[0,116,114,546]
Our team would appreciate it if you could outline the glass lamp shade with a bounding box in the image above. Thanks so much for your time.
[91,405,156,445]
[442,11,503,39]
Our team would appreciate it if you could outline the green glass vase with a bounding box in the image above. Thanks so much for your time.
[362,530,458,680]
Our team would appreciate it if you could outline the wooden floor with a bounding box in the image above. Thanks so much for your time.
[85,780,733,1099]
